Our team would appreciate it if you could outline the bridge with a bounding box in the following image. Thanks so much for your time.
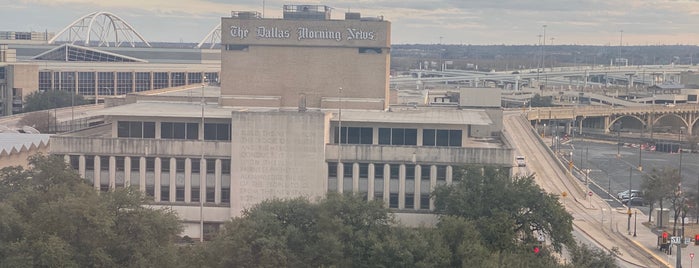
[524,104,699,137]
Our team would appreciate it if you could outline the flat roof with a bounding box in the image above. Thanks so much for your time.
[93,101,492,126]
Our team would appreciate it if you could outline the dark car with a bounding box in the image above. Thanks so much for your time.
[622,196,645,206]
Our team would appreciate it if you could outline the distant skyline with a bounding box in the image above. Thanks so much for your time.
[2,0,699,45]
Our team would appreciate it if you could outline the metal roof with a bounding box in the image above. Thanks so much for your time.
[0,133,51,153]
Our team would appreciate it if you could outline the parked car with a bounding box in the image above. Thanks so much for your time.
[617,190,642,200]
[515,156,526,167]
[622,196,645,206]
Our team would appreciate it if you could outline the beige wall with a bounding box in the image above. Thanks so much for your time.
[220,17,391,110]
[230,111,330,217]
[0,146,48,169]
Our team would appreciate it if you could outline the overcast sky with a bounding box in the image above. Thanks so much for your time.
[2,0,699,45]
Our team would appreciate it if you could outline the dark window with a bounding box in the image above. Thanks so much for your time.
[360,128,372,144]
[176,158,185,172]
[69,155,80,170]
[404,129,417,145]
[130,157,140,171]
[378,128,391,145]
[117,121,154,138]
[221,159,231,175]
[161,186,170,202]
[449,130,462,146]
[115,156,125,171]
[162,122,198,140]
[335,127,373,144]
[176,187,185,202]
[328,162,337,177]
[436,130,449,146]
[420,194,430,209]
[226,45,249,51]
[359,47,382,54]
[143,122,155,138]
[389,193,399,208]
[375,192,384,201]
[204,123,231,141]
[359,163,369,178]
[206,159,216,174]
[405,164,415,180]
[423,129,436,146]
[161,158,170,173]
[405,194,414,209]
[374,164,384,179]
[206,188,215,203]
[146,186,154,197]
[85,156,94,170]
[186,123,199,140]
[221,188,230,204]
[117,122,129,137]
[436,165,447,181]
[391,128,404,145]
[191,187,200,202]
[420,165,430,180]
[191,161,200,173]
[100,157,109,171]
[390,164,399,180]
[145,157,155,172]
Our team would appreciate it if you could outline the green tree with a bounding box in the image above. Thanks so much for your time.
[16,111,56,133]
[0,154,183,267]
[22,90,86,113]
[641,167,680,228]
[530,93,554,107]
[567,243,620,268]
[433,166,575,253]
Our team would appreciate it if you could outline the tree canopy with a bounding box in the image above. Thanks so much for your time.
[22,90,87,113]
[0,154,183,267]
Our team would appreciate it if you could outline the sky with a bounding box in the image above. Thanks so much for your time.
[3,0,699,45]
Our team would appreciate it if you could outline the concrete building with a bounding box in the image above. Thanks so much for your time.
[49,5,512,240]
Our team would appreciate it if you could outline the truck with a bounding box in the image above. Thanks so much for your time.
[515,156,526,167]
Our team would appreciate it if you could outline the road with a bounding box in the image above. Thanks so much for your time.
[504,111,665,267]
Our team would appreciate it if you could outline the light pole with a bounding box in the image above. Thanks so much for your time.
[199,76,207,243]
[615,122,621,158]
[633,210,637,237]
[638,123,643,171]
[69,74,74,131]
[627,166,632,235]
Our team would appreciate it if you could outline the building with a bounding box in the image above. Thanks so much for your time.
[50,5,513,240]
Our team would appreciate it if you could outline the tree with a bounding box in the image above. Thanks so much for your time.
[22,90,86,113]
[433,166,575,253]
[641,167,680,228]
[0,154,183,267]
[567,243,620,268]
[16,111,55,133]
[530,93,554,107]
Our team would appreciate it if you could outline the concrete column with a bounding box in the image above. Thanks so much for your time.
[154,157,162,201]
[78,155,86,178]
[93,71,98,102]
[185,158,192,202]
[446,165,453,184]
[93,156,100,190]
[416,128,423,146]
[139,157,146,193]
[200,158,206,203]
[383,164,390,206]
[352,163,359,193]
[109,156,116,190]
[131,71,136,93]
[337,163,344,193]
[170,158,176,202]
[367,163,375,201]
[372,127,379,145]
[398,164,406,209]
[149,71,154,90]
[414,165,421,209]
[124,156,131,188]
[430,165,437,210]
[167,72,171,88]
[112,71,117,95]
[215,159,222,204]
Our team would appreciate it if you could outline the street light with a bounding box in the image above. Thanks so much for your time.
[633,210,637,237]
[199,76,207,243]
[614,122,621,158]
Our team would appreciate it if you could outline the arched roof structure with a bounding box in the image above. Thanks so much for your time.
[49,11,151,48]
[197,23,220,49]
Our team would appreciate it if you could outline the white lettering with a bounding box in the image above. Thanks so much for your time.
[346,28,375,40]
[256,26,290,39]
[229,26,249,39]
[297,27,342,41]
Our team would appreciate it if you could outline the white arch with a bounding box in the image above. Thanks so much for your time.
[49,11,151,48]
[196,23,220,49]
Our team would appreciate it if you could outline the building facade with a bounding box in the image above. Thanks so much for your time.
[50,5,513,240]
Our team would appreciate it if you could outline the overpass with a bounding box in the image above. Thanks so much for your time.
[524,104,699,137]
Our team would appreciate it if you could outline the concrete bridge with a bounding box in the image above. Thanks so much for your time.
[525,104,699,137]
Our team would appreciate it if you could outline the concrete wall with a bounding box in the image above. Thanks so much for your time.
[230,111,330,217]
[326,144,512,167]
[220,17,391,110]
[459,87,501,108]
[50,136,232,158]
[0,145,48,169]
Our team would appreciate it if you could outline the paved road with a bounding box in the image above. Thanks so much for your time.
[504,111,667,267]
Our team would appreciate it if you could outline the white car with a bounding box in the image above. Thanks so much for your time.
[515,156,526,167]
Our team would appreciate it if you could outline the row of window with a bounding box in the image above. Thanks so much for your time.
[38,71,219,93]
[117,121,231,141]
[71,155,231,204]
[334,127,462,147]
[328,162,447,181]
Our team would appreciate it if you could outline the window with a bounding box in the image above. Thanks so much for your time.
[69,155,80,170]
[378,128,417,145]
[204,123,231,141]
[390,164,399,180]
[389,193,399,208]
[176,187,185,202]
[420,194,430,209]
[423,129,462,147]
[191,160,200,173]
[335,127,372,144]
[420,165,430,180]
[161,186,170,202]
[436,165,447,181]
[85,156,94,171]
[405,164,415,180]
[221,159,231,175]
[206,159,216,174]
[359,163,369,178]
[161,122,198,140]
[328,162,338,177]
[176,158,185,172]
[374,164,384,179]
[161,158,170,173]
[130,157,140,171]
[221,188,230,204]
[191,187,200,202]
[405,194,414,209]
[145,157,155,172]
[117,121,155,138]
[206,188,215,203]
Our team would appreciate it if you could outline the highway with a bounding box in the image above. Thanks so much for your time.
[504,111,666,267]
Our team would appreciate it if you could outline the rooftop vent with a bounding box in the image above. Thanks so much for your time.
[283,5,331,20]
[231,11,261,19]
